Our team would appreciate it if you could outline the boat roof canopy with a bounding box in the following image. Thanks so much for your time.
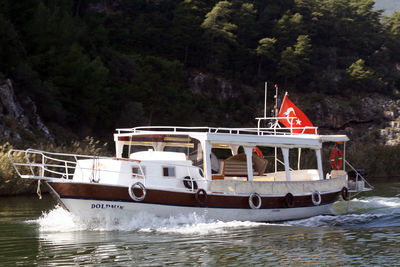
[114,126,349,150]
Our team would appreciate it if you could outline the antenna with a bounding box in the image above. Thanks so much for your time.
[264,82,267,118]
[274,83,278,174]
[274,84,279,117]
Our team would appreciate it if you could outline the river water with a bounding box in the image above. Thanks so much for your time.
[0,179,399,266]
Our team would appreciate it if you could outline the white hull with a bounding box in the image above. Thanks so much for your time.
[61,197,334,222]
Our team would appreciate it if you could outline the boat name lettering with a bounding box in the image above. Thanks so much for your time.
[91,203,124,210]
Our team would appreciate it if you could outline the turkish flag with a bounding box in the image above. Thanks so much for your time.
[278,95,316,134]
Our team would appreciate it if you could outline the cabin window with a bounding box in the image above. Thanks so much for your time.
[132,166,145,178]
[163,167,175,177]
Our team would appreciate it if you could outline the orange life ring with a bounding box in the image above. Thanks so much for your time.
[330,147,343,170]
[252,147,263,157]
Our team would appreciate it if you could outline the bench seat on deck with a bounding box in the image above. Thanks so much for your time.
[221,153,268,177]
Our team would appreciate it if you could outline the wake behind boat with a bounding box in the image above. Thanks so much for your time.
[8,89,372,222]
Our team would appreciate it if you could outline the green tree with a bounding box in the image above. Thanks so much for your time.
[171,0,206,66]
[274,12,304,48]
[278,47,299,84]
[0,14,25,72]
[50,43,109,127]
[347,59,373,80]
[24,2,86,55]
[384,11,400,36]
[130,56,193,125]
[256,37,276,75]
[346,58,379,92]
[277,35,312,86]
[201,1,238,71]
[382,12,400,62]
[233,2,257,48]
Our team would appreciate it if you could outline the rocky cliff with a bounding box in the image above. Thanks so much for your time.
[0,79,53,143]
[189,72,400,148]
[310,95,400,146]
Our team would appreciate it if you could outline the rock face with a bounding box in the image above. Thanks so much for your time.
[378,99,400,145]
[323,96,400,145]
[0,79,53,142]
[188,71,400,146]
[311,96,386,129]
[189,71,239,101]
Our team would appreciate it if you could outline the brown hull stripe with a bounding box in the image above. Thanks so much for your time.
[48,182,340,209]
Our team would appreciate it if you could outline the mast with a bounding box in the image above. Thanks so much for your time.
[274,84,278,173]
[264,82,267,119]
[274,84,279,117]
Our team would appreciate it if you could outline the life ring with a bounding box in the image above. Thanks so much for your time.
[330,147,343,170]
[311,190,322,205]
[128,182,146,201]
[341,186,350,201]
[284,193,295,208]
[248,192,262,209]
[195,188,207,205]
[183,176,198,190]
[252,147,263,157]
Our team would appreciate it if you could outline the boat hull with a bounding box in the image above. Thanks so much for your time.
[46,181,340,222]
[61,198,334,222]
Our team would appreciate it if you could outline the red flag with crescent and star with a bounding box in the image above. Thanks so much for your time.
[277,95,316,134]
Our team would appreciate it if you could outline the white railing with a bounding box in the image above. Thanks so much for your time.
[8,149,144,182]
[255,117,318,135]
[116,126,263,135]
[8,148,206,192]
[345,160,373,194]
[115,118,319,137]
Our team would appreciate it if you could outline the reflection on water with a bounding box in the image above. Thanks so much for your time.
[0,178,399,266]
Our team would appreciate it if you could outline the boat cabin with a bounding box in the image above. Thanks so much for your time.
[113,126,349,189]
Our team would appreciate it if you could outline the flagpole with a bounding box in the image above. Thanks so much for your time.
[264,82,267,119]
[274,84,278,173]
[298,148,301,170]
[274,84,278,117]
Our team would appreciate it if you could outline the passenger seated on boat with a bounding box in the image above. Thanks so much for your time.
[222,153,268,177]
[211,152,219,174]
[330,170,345,178]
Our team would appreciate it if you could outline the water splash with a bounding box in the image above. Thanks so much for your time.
[35,205,265,235]
[286,196,400,228]
[34,196,400,234]
[351,196,400,210]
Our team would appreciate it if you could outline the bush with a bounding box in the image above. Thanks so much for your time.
[0,142,37,195]
[346,143,400,178]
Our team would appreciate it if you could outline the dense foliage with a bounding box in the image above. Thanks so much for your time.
[1,0,400,136]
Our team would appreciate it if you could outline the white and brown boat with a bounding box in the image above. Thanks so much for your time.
[8,97,372,222]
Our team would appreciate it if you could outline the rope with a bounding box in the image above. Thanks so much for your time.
[36,180,42,199]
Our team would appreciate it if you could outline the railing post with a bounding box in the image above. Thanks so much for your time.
[65,161,69,179]
[25,150,35,177]
[282,148,291,181]
[244,146,254,181]
[139,164,146,186]
[315,149,324,180]
[41,154,45,177]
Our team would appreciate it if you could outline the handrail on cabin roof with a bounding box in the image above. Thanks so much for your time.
[115,118,319,136]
